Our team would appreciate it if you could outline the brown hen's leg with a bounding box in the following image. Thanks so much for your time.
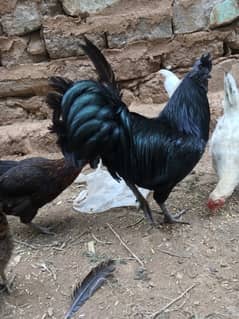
[28,222,55,235]
[160,203,189,225]
[126,182,154,225]
[0,271,9,293]
[0,272,16,294]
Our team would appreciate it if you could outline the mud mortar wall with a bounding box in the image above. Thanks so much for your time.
[0,0,238,155]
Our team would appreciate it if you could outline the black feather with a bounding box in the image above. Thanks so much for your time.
[46,92,62,110]
[49,76,73,95]
[65,259,115,319]
[81,36,121,95]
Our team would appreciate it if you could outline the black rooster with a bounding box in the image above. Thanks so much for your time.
[0,157,81,234]
[47,37,212,225]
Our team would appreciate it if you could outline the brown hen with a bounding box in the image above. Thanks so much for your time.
[0,157,81,234]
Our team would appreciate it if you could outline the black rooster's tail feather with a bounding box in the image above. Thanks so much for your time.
[49,76,73,95]
[81,36,120,95]
[47,77,73,153]
[47,39,132,174]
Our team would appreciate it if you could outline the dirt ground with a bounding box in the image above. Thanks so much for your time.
[1,146,239,319]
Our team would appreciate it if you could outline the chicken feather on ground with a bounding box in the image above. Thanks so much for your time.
[0,157,81,234]
[208,73,239,211]
[0,211,13,293]
[47,37,212,225]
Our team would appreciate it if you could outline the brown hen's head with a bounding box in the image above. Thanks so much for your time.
[0,212,9,238]
[207,198,225,212]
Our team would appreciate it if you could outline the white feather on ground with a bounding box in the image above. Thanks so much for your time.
[73,162,149,213]
[209,72,239,209]
[159,69,181,97]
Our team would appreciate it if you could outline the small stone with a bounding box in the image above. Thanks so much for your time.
[42,15,105,59]
[220,262,228,268]
[40,0,62,16]
[134,267,150,281]
[122,89,136,105]
[27,32,46,56]
[60,0,119,16]
[0,1,17,15]
[1,1,41,36]
[10,255,22,267]
[176,272,183,280]
[210,0,239,28]
[173,0,224,34]
[87,240,96,255]
[0,36,32,67]
[48,307,54,317]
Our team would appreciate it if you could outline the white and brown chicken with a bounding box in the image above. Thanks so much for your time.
[208,73,239,211]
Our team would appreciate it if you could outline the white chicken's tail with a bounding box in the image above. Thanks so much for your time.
[224,73,239,111]
[159,69,181,98]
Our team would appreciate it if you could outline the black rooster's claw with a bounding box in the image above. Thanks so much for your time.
[160,204,190,225]
[163,209,190,225]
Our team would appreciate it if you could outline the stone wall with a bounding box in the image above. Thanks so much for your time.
[0,0,239,155]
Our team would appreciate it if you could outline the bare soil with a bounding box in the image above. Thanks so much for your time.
[1,103,239,319]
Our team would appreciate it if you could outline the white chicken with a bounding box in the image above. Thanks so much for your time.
[159,69,181,97]
[208,72,239,211]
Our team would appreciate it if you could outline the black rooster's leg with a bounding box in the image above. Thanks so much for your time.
[160,203,189,225]
[28,222,56,235]
[126,181,154,225]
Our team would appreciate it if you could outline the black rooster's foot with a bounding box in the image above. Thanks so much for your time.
[159,204,189,225]
[163,209,189,225]
[29,222,56,235]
